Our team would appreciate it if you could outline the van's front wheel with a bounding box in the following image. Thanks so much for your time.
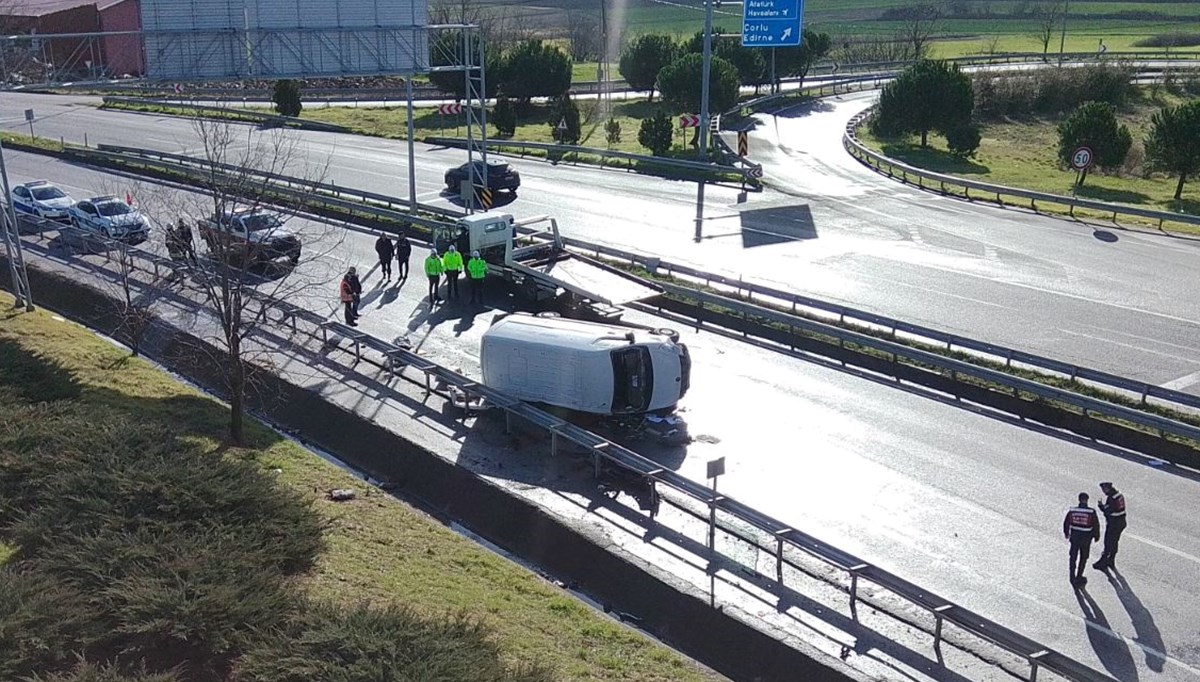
[655,327,680,343]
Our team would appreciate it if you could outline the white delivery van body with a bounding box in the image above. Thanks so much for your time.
[480,314,691,415]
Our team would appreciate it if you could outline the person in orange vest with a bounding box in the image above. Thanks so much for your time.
[340,267,358,326]
[1093,482,1127,571]
[1063,492,1100,587]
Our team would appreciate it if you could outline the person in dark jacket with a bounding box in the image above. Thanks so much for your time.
[1093,482,1127,571]
[1063,492,1100,587]
[375,233,394,280]
[347,266,363,318]
[394,234,411,280]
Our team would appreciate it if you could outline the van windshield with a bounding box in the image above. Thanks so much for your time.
[611,347,653,413]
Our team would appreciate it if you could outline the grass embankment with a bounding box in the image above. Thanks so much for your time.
[1,131,65,154]
[0,292,717,682]
[855,89,1200,220]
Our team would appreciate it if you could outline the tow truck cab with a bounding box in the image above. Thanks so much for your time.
[432,211,516,264]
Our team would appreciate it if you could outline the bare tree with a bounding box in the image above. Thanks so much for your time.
[1032,2,1065,62]
[895,2,943,61]
[566,12,601,63]
[156,117,342,444]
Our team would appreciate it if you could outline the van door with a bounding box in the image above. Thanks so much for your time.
[610,347,653,413]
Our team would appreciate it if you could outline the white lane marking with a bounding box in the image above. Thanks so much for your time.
[1129,533,1200,566]
[1060,328,1200,365]
[1159,370,1200,391]
[907,226,923,244]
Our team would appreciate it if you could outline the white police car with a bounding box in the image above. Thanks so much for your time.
[67,195,151,244]
[11,180,74,222]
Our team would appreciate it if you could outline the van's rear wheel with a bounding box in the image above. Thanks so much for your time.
[655,327,680,342]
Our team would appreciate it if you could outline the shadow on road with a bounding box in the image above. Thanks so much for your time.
[732,204,817,247]
[1076,587,1139,682]
[1109,569,1168,672]
[1092,229,1119,243]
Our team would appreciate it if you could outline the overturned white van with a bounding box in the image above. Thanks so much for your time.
[480,313,691,415]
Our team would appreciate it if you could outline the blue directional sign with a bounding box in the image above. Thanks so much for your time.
[742,0,803,47]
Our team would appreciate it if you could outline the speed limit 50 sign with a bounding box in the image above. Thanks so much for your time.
[1070,147,1094,171]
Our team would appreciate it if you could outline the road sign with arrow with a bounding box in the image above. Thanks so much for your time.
[741,0,804,47]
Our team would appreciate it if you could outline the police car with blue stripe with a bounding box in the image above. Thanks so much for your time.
[11,180,74,223]
[67,195,151,244]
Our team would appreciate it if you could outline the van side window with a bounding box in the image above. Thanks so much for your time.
[484,221,508,233]
[610,347,653,413]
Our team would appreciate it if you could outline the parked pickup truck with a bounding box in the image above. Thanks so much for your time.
[197,207,302,266]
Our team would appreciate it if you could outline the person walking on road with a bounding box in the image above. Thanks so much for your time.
[1094,482,1127,572]
[424,249,444,303]
[375,233,394,280]
[340,267,359,326]
[394,234,411,280]
[467,250,487,304]
[442,244,463,300]
[1063,492,1100,588]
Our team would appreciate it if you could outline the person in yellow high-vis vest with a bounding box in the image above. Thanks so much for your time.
[467,250,487,304]
[424,249,444,303]
[442,245,464,300]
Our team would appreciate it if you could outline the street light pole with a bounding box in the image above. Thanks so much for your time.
[697,0,715,159]
[1057,0,1070,67]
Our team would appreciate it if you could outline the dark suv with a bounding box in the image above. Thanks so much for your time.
[444,160,521,193]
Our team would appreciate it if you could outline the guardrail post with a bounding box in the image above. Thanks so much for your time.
[774,528,790,584]
[933,604,953,649]
[1028,651,1049,682]
[848,563,869,613]
[1030,198,1037,212]
[1141,385,1150,405]
[550,428,558,457]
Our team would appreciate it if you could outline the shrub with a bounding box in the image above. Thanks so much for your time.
[1134,33,1200,48]
[0,570,103,680]
[638,110,674,156]
[271,79,302,117]
[604,119,621,146]
[233,601,553,682]
[1057,101,1132,185]
[973,63,1135,119]
[3,414,323,575]
[29,660,181,682]
[945,123,982,158]
[548,91,581,145]
[492,95,516,138]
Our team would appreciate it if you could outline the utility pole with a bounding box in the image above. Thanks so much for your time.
[599,0,610,118]
[1057,0,1070,67]
[697,0,715,160]
[0,140,34,311]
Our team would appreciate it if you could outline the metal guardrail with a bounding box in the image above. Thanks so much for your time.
[13,216,1117,682]
[842,109,1200,231]
[423,135,755,182]
[561,237,1200,418]
[100,96,351,133]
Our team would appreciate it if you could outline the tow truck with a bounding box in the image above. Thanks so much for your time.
[431,211,659,321]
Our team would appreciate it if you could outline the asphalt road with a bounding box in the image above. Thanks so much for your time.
[6,90,1200,392]
[7,149,1200,682]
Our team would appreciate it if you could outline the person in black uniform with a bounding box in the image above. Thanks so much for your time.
[1063,492,1100,588]
[1094,482,1127,571]
[375,233,394,280]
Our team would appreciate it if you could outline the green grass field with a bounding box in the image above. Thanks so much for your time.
[855,90,1200,217]
[301,98,701,156]
[0,292,720,682]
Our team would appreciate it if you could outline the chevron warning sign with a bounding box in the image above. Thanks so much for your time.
[737,131,748,157]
